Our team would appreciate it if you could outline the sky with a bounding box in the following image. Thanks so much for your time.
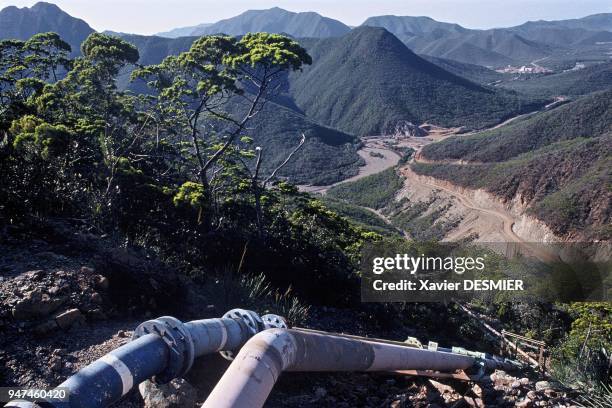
[1,0,611,35]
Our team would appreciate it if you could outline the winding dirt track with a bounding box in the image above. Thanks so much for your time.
[399,165,523,244]
[401,162,559,262]
[299,142,401,194]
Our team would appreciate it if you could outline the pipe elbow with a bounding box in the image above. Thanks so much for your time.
[238,328,299,372]
[200,329,298,408]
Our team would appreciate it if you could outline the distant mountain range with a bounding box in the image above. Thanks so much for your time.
[2,2,611,70]
[362,15,612,68]
[0,2,93,54]
[158,7,351,39]
[152,8,612,68]
[156,23,212,39]
[0,2,610,194]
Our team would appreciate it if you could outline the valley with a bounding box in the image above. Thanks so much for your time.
[299,137,401,193]
[320,101,571,248]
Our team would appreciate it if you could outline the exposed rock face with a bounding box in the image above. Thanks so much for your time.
[391,121,428,138]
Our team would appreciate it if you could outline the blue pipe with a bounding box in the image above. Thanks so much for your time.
[58,334,169,407]
[4,309,285,408]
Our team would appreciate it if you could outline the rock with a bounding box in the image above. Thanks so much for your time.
[55,309,85,329]
[49,356,62,372]
[516,398,533,407]
[109,248,141,268]
[520,377,530,385]
[314,387,327,399]
[544,389,557,398]
[390,120,428,138]
[12,289,67,320]
[139,378,197,408]
[535,381,552,391]
[527,391,537,400]
[511,380,521,389]
[33,319,58,335]
[116,330,129,338]
[93,275,109,291]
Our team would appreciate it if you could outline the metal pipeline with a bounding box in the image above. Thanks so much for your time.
[202,328,517,408]
[4,309,286,408]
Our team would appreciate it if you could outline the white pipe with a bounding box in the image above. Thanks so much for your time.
[202,328,479,408]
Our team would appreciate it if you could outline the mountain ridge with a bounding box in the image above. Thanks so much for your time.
[158,7,351,38]
[0,1,94,54]
[288,26,542,135]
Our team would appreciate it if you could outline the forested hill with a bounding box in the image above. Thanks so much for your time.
[361,13,612,68]
[289,27,542,136]
[420,90,612,163]
[0,2,93,55]
[498,62,612,99]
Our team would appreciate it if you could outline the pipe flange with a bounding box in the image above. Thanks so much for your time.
[132,316,195,384]
[220,309,264,360]
[223,308,265,334]
[262,314,288,329]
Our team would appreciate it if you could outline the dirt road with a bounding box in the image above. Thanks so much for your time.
[399,165,522,243]
[401,162,558,261]
[299,138,401,194]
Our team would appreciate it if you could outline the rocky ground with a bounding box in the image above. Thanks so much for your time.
[0,220,582,407]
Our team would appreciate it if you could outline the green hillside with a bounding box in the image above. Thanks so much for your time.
[420,90,612,162]
[413,137,611,240]
[114,35,362,186]
[327,167,404,209]
[423,55,505,84]
[241,101,363,185]
[414,90,612,240]
[362,14,612,69]
[289,27,542,136]
[498,62,612,98]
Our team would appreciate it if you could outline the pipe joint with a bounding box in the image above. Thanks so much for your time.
[132,316,195,384]
[218,309,285,360]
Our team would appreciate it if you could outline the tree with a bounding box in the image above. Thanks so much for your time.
[23,32,71,82]
[133,33,311,189]
[0,39,26,121]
